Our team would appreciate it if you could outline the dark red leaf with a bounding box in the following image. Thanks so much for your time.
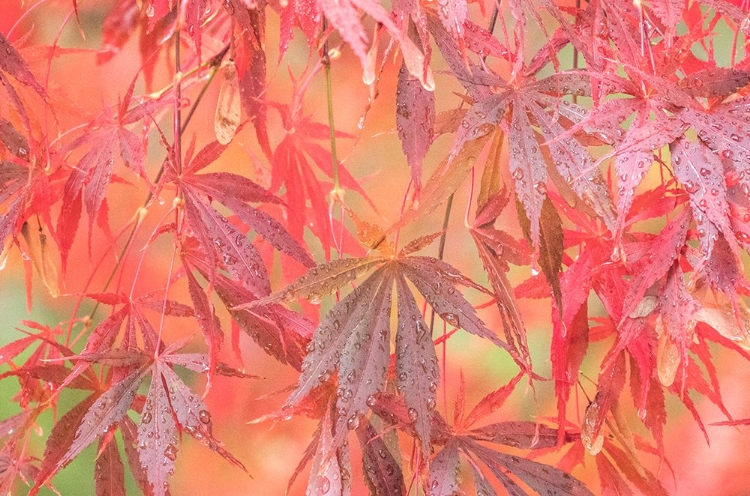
[0,32,45,97]
[184,264,223,378]
[357,420,405,496]
[394,274,439,457]
[469,421,572,449]
[95,438,126,496]
[33,395,98,493]
[183,190,270,298]
[466,440,593,495]
[400,257,516,359]
[428,438,461,495]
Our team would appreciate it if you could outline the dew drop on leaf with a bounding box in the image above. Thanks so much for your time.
[683,180,699,194]
[164,443,178,462]
[407,408,418,421]
[347,414,360,430]
[141,411,153,425]
[440,312,460,327]
[316,475,331,494]
[199,409,211,424]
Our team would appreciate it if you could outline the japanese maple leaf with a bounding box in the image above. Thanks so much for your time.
[670,137,740,260]
[241,233,524,458]
[470,188,532,370]
[31,343,244,496]
[369,390,592,495]
[396,58,435,193]
[183,239,314,371]
[430,23,618,257]
[0,31,47,118]
[56,87,149,270]
[224,0,272,156]
[268,94,373,257]
[176,136,315,285]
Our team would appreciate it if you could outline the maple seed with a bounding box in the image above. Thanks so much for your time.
[215,60,241,145]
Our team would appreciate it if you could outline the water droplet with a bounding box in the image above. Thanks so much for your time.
[440,312,460,327]
[347,414,360,430]
[199,410,211,424]
[141,412,153,424]
[366,395,377,407]
[145,3,155,17]
[683,180,699,194]
[315,474,331,493]
[512,168,524,180]
[164,444,178,462]
[407,408,418,421]
[700,168,711,177]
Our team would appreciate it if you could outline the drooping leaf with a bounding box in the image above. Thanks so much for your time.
[138,363,179,496]
[306,407,346,496]
[183,263,223,380]
[357,420,405,496]
[332,268,393,443]
[33,395,97,494]
[396,61,435,192]
[399,256,518,360]
[671,137,736,258]
[394,274,439,456]
[0,32,46,97]
[465,439,593,495]
[183,189,271,298]
[427,438,461,496]
[95,438,126,496]
[517,196,564,309]
[35,369,148,491]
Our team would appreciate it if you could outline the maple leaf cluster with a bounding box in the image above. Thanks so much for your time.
[0,0,749,494]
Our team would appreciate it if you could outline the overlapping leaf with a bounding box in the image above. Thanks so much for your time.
[246,236,519,455]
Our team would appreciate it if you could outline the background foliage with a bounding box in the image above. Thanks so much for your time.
[1,0,750,494]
